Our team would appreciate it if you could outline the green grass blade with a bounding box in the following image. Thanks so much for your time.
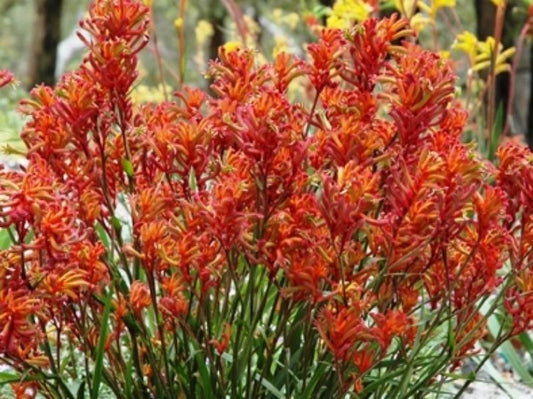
[0,227,14,250]
[484,304,533,387]
[255,373,286,399]
[91,289,113,399]
[476,350,523,398]
[301,362,329,399]
[0,372,22,385]
[192,348,215,399]
[124,357,133,398]
[0,372,44,385]
[76,381,86,399]
[94,222,111,251]
[499,341,533,387]
[489,102,504,161]
[519,332,533,356]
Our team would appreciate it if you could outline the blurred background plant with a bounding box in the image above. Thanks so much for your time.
[3,0,532,149]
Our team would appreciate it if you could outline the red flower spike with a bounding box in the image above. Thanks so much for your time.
[209,323,231,354]
[340,16,413,92]
[384,44,456,146]
[307,29,346,92]
[129,280,151,315]
[0,69,15,88]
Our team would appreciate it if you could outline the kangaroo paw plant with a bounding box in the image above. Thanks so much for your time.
[0,1,532,398]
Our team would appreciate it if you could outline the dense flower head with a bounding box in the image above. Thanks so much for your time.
[1,1,532,397]
[0,69,15,88]
[496,141,533,334]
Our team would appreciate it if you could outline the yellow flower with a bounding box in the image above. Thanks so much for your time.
[454,32,515,75]
[222,41,242,53]
[244,15,260,37]
[143,0,153,7]
[433,0,456,7]
[174,17,183,29]
[409,12,432,32]
[396,0,455,20]
[195,20,214,47]
[283,13,300,30]
[272,36,289,57]
[474,37,515,75]
[271,8,283,22]
[491,0,506,7]
[453,31,478,65]
[418,0,456,19]
[131,83,171,104]
[326,0,373,29]
[439,50,451,59]
[394,0,418,18]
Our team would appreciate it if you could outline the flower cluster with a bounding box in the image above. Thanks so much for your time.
[1,1,532,397]
[0,70,14,88]
[498,142,533,334]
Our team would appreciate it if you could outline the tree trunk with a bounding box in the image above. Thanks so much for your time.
[208,14,226,64]
[206,4,226,94]
[474,0,496,39]
[475,0,522,139]
[27,0,63,89]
